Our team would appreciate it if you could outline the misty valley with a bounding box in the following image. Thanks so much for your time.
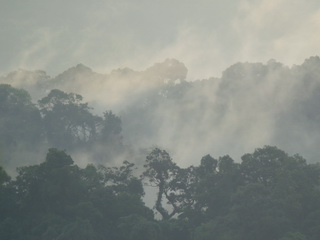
[1,57,320,240]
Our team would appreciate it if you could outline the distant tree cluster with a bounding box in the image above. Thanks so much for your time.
[0,84,123,166]
[0,84,43,152]
[37,89,122,150]
[1,146,320,240]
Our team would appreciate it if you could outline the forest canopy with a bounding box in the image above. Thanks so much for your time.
[2,57,320,239]
[1,146,320,240]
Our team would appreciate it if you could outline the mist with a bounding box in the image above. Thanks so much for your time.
[2,1,320,239]
[1,56,320,171]
[1,0,320,78]
[1,0,320,168]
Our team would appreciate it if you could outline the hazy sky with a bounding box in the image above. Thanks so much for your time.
[1,0,320,79]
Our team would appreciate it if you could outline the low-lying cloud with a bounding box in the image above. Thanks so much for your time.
[2,57,320,170]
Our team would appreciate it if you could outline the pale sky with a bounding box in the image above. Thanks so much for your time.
[1,0,320,79]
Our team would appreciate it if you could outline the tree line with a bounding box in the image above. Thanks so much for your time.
[1,146,320,240]
[1,83,320,239]
[0,84,123,167]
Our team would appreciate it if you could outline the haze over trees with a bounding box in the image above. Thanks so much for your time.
[2,57,320,167]
[1,57,320,239]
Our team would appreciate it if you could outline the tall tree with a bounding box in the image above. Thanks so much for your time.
[142,148,186,220]
[38,89,100,150]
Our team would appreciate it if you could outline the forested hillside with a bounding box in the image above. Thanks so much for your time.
[1,146,320,240]
[3,0,320,238]
[2,57,320,167]
[1,57,320,239]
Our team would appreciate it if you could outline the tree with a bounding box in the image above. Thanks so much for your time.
[187,154,242,224]
[240,146,320,227]
[98,111,122,142]
[240,146,288,186]
[0,166,10,186]
[38,89,100,150]
[211,146,320,240]
[14,148,85,217]
[91,111,124,162]
[142,148,181,220]
[100,160,144,197]
[0,166,13,222]
[0,84,43,165]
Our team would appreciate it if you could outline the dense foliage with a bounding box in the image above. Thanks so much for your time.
[0,149,153,240]
[1,77,320,239]
[0,85,123,167]
[1,146,320,240]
